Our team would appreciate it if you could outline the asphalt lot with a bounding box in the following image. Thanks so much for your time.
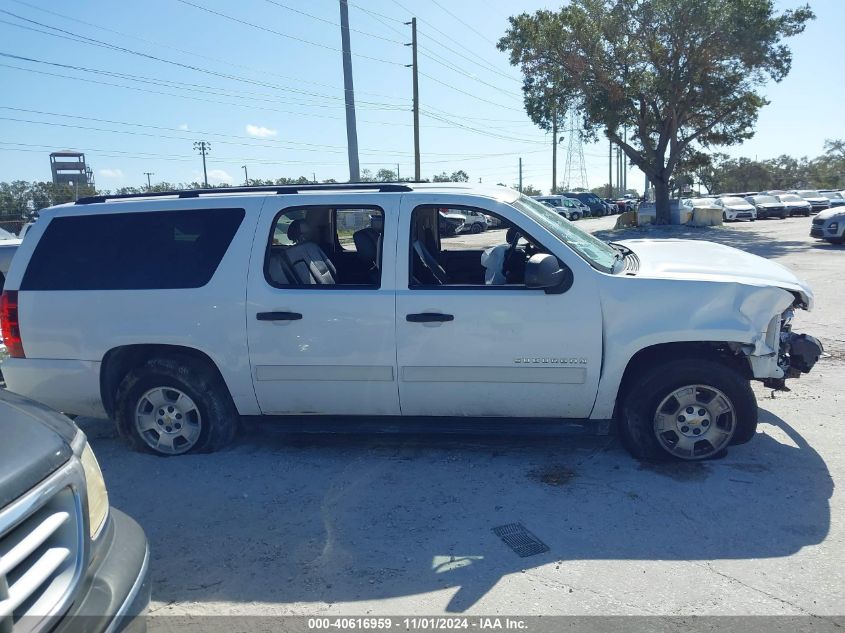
[76,213,844,619]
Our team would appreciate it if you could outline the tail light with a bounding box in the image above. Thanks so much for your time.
[1,290,25,358]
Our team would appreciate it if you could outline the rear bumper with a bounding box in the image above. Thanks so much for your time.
[2,358,107,418]
[52,509,150,633]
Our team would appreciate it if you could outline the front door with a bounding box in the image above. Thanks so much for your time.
[246,195,400,416]
[395,200,603,418]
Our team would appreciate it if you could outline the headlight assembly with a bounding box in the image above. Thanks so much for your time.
[81,442,110,539]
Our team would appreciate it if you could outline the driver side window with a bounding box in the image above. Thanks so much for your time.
[409,205,547,288]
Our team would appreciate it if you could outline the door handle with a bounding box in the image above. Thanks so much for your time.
[406,312,454,323]
[256,311,302,321]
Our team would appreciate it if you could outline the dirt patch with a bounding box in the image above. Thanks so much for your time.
[527,465,578,487]
[638,461,712,481]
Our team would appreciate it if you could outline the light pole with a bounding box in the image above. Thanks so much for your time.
[144,171,154,191]
[242,165,249,187]
[193,141,211,187]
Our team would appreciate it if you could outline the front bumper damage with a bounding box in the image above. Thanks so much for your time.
[741,308,823,390]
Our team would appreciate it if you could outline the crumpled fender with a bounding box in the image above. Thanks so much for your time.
[590,277,796,420]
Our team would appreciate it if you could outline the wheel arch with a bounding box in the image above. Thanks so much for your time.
[614,341,753,417]
[101,344,231,419]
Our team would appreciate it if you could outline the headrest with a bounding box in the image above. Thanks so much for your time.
[370,214,384,231]
[287,218,310,243]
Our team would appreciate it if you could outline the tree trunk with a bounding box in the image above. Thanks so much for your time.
[652,177,671,224]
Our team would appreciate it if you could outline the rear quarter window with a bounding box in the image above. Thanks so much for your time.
[21,208,245,290]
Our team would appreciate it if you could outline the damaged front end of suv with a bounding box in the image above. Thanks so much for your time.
[729,289,823,391]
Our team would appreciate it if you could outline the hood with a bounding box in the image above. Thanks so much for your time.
[619,238,814,308]
[801,196,828,203]
[0,390,77,508]
[781,199,810,206]
[815,207,845,221]
[724,202,755,211]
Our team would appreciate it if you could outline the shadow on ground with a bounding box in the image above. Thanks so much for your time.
[79,408,832,613]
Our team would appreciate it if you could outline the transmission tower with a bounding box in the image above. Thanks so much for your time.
[561,110,588,191]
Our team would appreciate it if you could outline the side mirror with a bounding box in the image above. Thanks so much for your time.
[525,253,573,294]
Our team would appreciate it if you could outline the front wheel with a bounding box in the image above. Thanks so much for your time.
[618,359,757,461]
[115,356,238,456]
[570,212,580,221]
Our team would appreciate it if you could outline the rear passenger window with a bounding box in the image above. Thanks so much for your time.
[265,206,383,288]
[21,208,244,290]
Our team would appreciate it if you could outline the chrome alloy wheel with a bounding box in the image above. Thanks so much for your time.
[135,387,202,455]
[653,385,736,460]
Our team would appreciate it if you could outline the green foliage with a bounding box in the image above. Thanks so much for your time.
[499,0,814,222]
[519,184,542,196]
[432,170,470,183]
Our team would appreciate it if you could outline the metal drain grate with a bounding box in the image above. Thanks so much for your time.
[492,522,549,557]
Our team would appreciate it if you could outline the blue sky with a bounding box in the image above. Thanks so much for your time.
[0,0,842,194]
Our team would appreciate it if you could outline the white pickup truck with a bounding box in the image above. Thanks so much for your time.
[0,183,822,461]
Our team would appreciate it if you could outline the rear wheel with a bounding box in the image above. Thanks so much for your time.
[570,212,580,221]
[115,356,238,456]
[618,359,757,461]
[470,222,483,234]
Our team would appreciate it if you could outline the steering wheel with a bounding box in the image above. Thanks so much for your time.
[502,227,522,277]
[413,240,448,285]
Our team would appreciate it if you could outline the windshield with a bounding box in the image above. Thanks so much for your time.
[821,192,843,199]
[753,195,778,204]
[720,197,747,205]
[797,190,820,197]
[778,194,802,202]
[510,196,618,272]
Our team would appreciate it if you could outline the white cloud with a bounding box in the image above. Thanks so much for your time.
[207,169,233,184]
[245,124,277,138]
[99,168,124,178]
[178,123,190,131]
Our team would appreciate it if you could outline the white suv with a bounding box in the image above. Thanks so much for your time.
[0,183,822,461]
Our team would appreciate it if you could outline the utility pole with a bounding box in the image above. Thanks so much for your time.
[551,114,558,194]
[396,163,400,181]
[405,18,420,181]
[608,139,613,198]
[241,165,249,186]
[622,127,628,193]
[143,172,154,191]
[338,0,360,182]
[193,141,210,187]
[518,157,523,193]
[313,172,317,183]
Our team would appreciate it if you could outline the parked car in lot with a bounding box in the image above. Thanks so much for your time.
[453,209,489,234]
[745,194,788,219]
[0,226,22,291]
[437,209,465,236]
[1,183,821,462]
[775,194,812,217]
[0,390,149,632]
[532,195,587,220]
[713,196,757,221]
[790,190,831,214]
[561,191,607,217]
[810,207,845,244]
[819,190,845,208]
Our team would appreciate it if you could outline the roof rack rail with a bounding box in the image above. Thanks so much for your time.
[75,182,414,205]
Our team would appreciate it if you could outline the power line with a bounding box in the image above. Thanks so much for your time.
[427,0,501,47]
[7,0,412,102]
[262,0,405,45]
[174,0,403,66]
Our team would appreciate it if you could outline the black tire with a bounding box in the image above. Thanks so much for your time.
[618,358,757,461]
[470,222,483,234]
[571,212,580,221]
[115,356,238,456]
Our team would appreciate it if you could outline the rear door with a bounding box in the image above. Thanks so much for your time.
[246,194,400,416]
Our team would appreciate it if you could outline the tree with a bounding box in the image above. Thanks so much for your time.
[499,0,813,223]
[374,168,397,182]
[519,184,542,196]
[432,170,470,183]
